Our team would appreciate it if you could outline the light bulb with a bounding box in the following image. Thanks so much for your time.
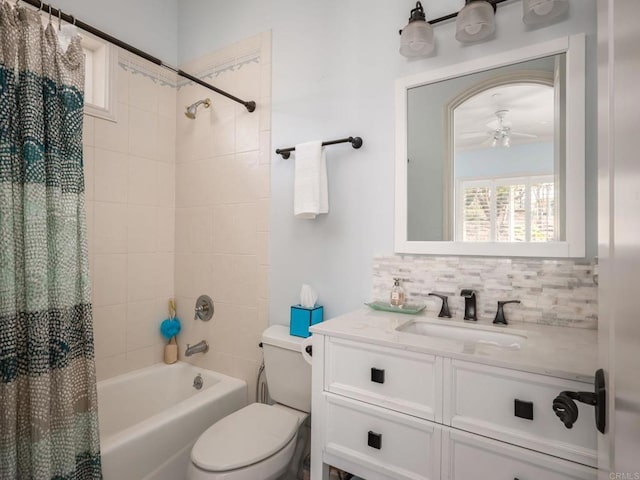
[534,0,554,16]
[523,0,569,25]
[399,18,435,58]
[455,1,496,43]
[464,24,483,36]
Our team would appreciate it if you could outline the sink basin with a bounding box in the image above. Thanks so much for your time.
[397,320,527,350]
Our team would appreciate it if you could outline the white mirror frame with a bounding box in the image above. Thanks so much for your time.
[395,34,585,257]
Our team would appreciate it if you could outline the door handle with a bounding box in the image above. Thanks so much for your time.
[552,368,606,433]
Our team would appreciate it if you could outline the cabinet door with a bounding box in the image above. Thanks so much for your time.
[325,337,442,421]
[444,359,597,467]
[442,428,597,480]
[323,393,441,480]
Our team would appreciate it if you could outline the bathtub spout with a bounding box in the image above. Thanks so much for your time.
[185,340,209,357]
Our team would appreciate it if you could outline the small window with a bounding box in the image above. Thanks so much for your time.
[46,18,117,121]
[81,33,117,121]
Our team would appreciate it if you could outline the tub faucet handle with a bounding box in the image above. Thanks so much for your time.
[194,295,214,321]
[193,305,206,320]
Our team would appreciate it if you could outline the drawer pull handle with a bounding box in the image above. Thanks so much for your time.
[370,368,385,384]
[514,399,534,420]
[367,431,382,450]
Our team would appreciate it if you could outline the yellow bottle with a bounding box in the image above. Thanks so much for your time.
[389,277,406,308]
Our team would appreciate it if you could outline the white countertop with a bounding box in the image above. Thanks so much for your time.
[310,308,598,383]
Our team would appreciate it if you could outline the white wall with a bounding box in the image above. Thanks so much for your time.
[53,0,179,64]
[177,0,597,325]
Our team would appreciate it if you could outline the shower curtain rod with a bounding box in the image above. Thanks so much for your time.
[17,0,257,112]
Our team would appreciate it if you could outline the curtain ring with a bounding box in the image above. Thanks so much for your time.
[39,1,43,12]
[58,8,61,30]
[48,4,52,23]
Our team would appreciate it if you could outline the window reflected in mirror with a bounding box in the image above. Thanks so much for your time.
[454,82,557,242]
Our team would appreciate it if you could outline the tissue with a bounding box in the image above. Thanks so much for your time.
[290,284,323,338]
[300,284,318,308]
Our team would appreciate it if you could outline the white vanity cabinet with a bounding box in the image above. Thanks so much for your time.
[325,337,442,422]
[323,394,442,480]
[442,429,597,480]
[311,333,597,480]
[444,359,597,467]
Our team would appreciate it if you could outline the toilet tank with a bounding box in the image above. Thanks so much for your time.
[262,325,311,413]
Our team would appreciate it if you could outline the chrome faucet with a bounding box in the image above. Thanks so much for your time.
[460,289,477,321]
[185,340,209,357]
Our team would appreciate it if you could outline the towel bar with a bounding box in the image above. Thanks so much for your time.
[276,136,363,159]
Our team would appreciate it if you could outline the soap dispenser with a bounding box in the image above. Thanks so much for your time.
[390,278,406,308]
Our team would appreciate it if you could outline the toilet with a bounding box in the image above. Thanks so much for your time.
[187,325,311,480]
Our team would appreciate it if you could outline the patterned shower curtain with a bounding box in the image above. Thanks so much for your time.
[0,4,102,479]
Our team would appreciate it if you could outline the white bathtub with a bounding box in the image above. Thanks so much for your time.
[98,362,247,480]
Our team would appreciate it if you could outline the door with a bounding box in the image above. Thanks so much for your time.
[597,0,640,476]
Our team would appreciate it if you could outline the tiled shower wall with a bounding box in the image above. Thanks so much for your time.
[174,33,271,403]
[373,255,598,329]
[84,50,177,380]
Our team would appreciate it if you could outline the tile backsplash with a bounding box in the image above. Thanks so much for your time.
[373,255,597,329]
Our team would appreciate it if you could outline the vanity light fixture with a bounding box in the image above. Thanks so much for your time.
[455,0,497,43]
[399,1,435,58]
[522,0,569,25]
[398,0,571,58]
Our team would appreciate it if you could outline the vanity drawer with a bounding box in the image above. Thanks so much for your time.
[442,428,596,480]
[323,393,441,480]
[325,337,442,421]
[444,359,597,467]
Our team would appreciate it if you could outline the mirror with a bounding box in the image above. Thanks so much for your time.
[395,36,585,257]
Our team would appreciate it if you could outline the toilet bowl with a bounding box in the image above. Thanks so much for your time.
[187,403,307,480]
[187,326,311,480]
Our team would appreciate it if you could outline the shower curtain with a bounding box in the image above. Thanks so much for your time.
[0,4,102,479]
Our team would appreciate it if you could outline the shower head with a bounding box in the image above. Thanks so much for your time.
[185,98,211,119]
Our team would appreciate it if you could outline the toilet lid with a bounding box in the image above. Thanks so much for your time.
[191,403,300,472]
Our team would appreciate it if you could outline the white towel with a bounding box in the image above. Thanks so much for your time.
[294,141,328,219]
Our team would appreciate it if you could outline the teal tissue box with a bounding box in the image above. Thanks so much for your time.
[290,305,323,338]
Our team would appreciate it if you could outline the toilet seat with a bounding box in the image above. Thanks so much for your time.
[191,403,301,473]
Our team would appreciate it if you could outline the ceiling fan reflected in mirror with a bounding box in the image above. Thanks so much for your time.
[460,109,538,148]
